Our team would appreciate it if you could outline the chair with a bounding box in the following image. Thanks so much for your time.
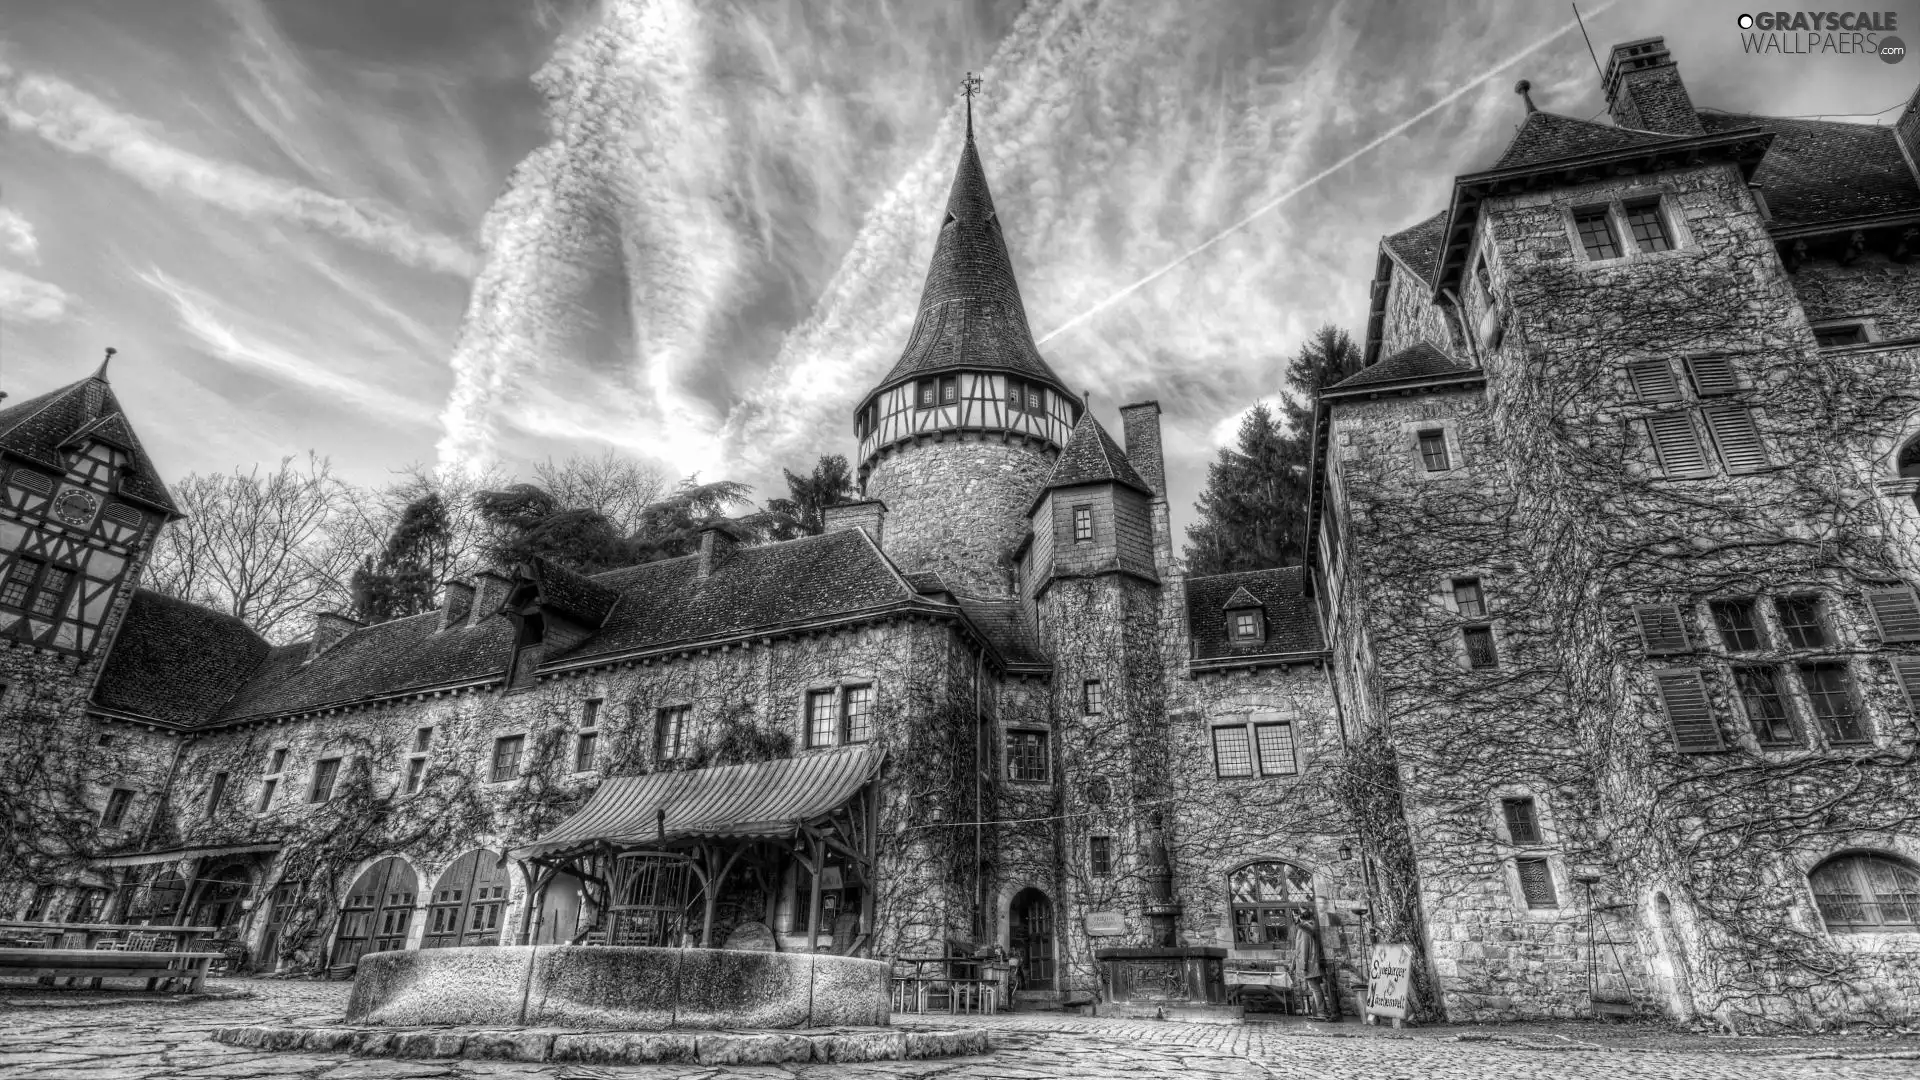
[93,938,127,951]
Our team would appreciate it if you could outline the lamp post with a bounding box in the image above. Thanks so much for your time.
[1573,871,1603,1014]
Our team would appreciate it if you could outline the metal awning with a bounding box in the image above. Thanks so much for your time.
[91,842,281,869]
[513,746,881,861]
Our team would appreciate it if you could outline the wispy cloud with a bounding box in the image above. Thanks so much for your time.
[0,266,73,322]
[138,266,437,424]
[0,208,38,263]
[0,58,478,276]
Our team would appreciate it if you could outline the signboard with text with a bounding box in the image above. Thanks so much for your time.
[1084,911,1126,937]
[1366,943,1413,1020]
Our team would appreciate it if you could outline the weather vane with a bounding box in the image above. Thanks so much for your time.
[962,71,982,136]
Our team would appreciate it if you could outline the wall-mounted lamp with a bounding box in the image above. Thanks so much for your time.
[929,805,946,824]
[1338,845,1353,861]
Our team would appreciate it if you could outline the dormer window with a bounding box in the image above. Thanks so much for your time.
[1230,610,1263,642]
[1222,585,1267,645]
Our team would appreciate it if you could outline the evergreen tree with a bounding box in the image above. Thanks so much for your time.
[350,492,453,624]
[1183,325,1361,575]
[758,455,856,540]
[472,484,628,573]
[625,479,755,563]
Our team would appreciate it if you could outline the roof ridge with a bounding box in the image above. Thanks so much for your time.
[1040,409,1153,496]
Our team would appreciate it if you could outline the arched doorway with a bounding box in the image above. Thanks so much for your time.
[1650,893,1696,1020]
[423,850,510,949]
[190,863,253,935]
[331,857,416,966]
[1009,888,1055,991]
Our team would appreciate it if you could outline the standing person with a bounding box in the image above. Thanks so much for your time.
[1291,910,1329,1019]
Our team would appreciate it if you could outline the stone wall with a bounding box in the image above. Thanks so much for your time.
[863,435,1056,598]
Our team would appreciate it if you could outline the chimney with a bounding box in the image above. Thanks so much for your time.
[1602,37,1703,135]
[309,612,361,661]
[821,499,887,545]
[437,580,474,632]
[1119,400,1167,498]
[1897,85,1920,180]
[468,570,512,629]
[696,523,741,579]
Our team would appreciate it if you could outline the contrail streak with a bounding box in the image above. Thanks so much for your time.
[1035,1,1621,346]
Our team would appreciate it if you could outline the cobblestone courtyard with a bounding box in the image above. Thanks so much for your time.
[0,981,1915,1079]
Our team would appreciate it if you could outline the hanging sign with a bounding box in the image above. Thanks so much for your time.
[1084,911,1126,937]
[1366,943,1414,1019]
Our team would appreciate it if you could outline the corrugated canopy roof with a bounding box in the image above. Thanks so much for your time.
[514,746,881,860]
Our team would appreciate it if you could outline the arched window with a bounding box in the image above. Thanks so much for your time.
[1228,861,1313,949]
[1900,436,1920,479]
[1809,852,1920,933]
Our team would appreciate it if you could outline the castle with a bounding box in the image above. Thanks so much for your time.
[2,35,1915,1030]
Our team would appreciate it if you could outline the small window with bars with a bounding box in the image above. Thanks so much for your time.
[1416,429,1451,472]
[842,684,874,743]
[1516,856,1558,908]
[657,705,690,762]
[489,737,523,783]
[806,689,837,748]
[1813,322,1869,348]
[1501,797,1543,845]
[1799,663,1869,744]
[1624,198,1672,253]
[1776,595,1827,649]
[1463,625,1499,669]
[1007,729,1049,782]
[1573,206,1621,260]
[1089,836,1113,878]
[1733,666,1797,747]
[1710,599,1763,652]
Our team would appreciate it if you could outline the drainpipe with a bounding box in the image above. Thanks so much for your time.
[973,651,984,941]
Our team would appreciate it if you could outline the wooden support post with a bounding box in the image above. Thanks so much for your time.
[806,834,824,954]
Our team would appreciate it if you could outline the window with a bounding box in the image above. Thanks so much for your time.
[0,558,40,608]
[1711,599,1763,652]
[1733,666,1797,746]
[574,731,598,772]
[1253,722,1298,775]
[1228,861,1313,949]
[656,705,689,762]
[1007,379,1044,415]
[256,777,278,813]
[489,737,524,783]
[1634,603,1691,655]
[841,684,873,743]
[1212,725,1253,778]
[1072,505,1093,543]
[404,757,426,795]
[1776,595,1827,649]
[1007,730,1049,782]
[940,376,959,405]
[100,787,133,829]
[1652,669,1725,752]
[1799,663,1868,743]
[269,748,288,774]
[1814,323,1869,348]
[1809,853,1920,933]
[1082,679,1104,715]
[1516,856,1558,907]
[806,689,836,748]
[1416,429,1451,472]
[30,567,70,617]
[1574,206,1621,260]
[915,379,937,409]
[1463,626,1498,669]
[1230,610,1262,640]
[1502,797,1543,845]
[1630,357,1767,476]
[309,758,341,802]
[1211,718,1298,778]
[581,698,601,727]
[1452,578,1486,618]
[1089,836,1113,878]
[204,772,229,819]
[1624,199,1672,253]
[413,727,433,753]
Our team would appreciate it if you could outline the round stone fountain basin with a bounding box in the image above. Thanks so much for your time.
[345,945,890,1030]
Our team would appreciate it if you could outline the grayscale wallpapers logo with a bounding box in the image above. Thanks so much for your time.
[1736,12,1905,61]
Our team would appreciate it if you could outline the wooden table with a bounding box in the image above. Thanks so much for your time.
[0,922,219,950]
[0,948,223,992]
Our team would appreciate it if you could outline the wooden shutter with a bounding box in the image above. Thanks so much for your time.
[1865,587,1920,642]
[1684,354,1740,396]
[1627,360,1681,401]
[1894,657,1920,714]
[1652,670,1724,752]
[1701,406,1768,472]
[1634,604,1692,655]
[1645,413,1709,475]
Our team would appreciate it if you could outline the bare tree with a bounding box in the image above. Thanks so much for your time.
[531,450,667,536]
[141,454,360,642]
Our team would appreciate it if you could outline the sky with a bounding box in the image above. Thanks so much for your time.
[3,0,1918,541]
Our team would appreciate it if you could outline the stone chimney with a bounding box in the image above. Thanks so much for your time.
[1602,37,1703,135]
[309,612,361,661]
[437,580,474,632]
[821,499,887,545]
[1119,401,1167,498]
[696,523,741,579]
[1896,85,1920,179]
[468,570,512,629]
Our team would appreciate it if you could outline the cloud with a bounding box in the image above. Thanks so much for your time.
[0,58,478,276]
[0,267,73,322]
[0,207,38,262]
[138,266,437,424]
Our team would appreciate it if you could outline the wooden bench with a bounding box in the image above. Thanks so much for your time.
[0,948,222,992]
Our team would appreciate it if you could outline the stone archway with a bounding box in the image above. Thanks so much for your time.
[1009,887,1055,991]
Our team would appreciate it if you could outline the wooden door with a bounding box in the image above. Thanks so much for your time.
[1010,888,1055,990]
[422,850,509,949]
[331,857,416,966]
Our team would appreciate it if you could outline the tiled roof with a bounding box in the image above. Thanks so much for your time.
[521,557,619,627]
[1185,567,1324,664]
[91,590,272,725]
[902,570,950,596]
[1221,586,1262,611]
[0,375,178,516]
[1382,211,1448,284]
[867,134,1074,401]
[1489,111,1682,172]
[1700,112,1920,229]
[514,745,882,860]
[1328,342,1477,392]
[216,529,921,721]
[954,597,1048,669]
[1040,411,1153,497]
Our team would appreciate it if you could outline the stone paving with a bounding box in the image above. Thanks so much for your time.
[1,980,1916,1079]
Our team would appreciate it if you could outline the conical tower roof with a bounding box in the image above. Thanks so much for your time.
[863,129,1074,407]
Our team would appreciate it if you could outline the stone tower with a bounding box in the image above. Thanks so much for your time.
[854,120,1078,598]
